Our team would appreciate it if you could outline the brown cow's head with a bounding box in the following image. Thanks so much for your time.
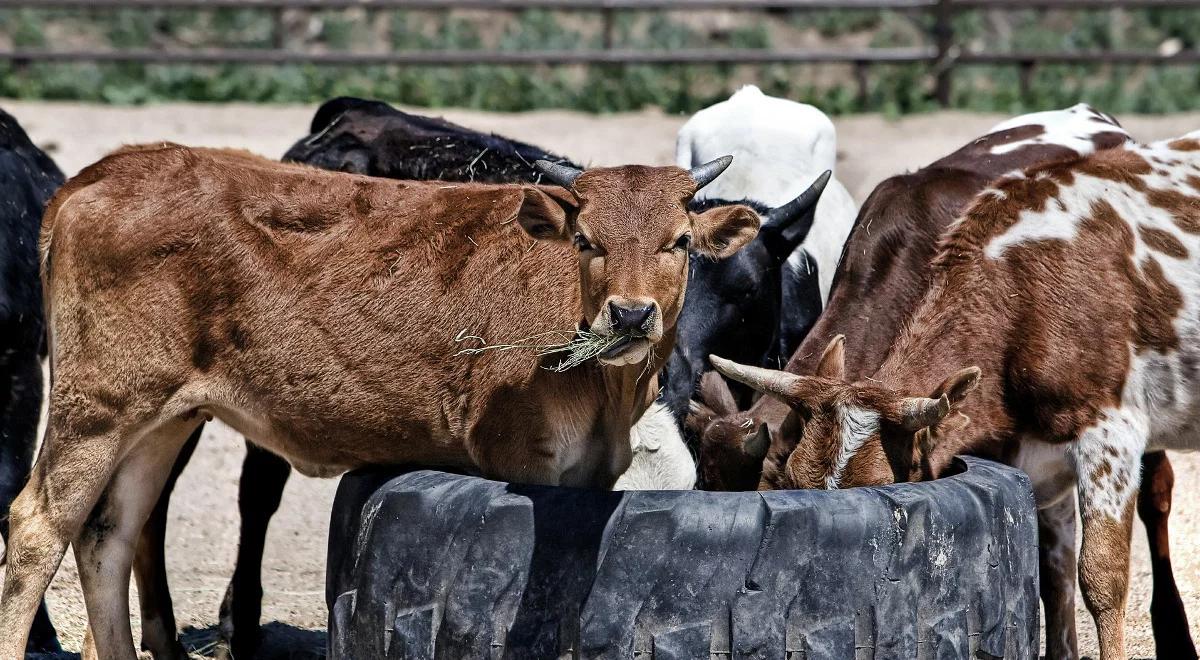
[523,158,759,367]
[687,371,772,491]
[708,336,981,490]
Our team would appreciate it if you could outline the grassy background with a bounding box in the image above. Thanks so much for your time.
[1,6,1198,114]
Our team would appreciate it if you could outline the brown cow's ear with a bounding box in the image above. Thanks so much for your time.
[690,204,760,259]
[815,335,846,380]
[686,400,716,436]
[930,366,982,405]
[742,423,771,460]
[516,187,576,241]
[697,370,738,416]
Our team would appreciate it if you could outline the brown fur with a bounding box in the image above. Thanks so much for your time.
[696,119,1127,490]
[713,139,1200,659]
[0,144,759,658]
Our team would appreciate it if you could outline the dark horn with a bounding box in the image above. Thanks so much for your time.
[689,155,734,191]
[535,160,584,189]
[765,170,832,230]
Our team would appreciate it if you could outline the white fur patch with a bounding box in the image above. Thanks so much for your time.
[614,402,696,491]
[827,405,880,489]
[1070,407,1147,521]
[985,142,1200,262]
[986,103,1131,156]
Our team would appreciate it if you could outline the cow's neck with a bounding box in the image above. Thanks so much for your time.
[873,266,1016,471]
[580,329,674,488]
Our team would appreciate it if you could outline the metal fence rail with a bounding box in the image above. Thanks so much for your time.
[1,0,1198,106]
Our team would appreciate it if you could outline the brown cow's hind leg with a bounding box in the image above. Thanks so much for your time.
[134,425,202,660]
[0,421,123,658]
[76,417,197,660]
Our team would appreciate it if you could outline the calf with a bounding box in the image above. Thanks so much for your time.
[676,84,859,357]
[137,99,599,659]
[0,109,64,655]
[0,145,759,658]
[692,105,1186,659]
[710,132,1200,660]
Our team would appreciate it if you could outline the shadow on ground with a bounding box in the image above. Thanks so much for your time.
[180,623,326,659]
[24,623,326,660]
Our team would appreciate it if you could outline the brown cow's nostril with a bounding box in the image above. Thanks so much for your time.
[609,302,654,334]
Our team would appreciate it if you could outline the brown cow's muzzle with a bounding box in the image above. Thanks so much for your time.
[591,296,663,366]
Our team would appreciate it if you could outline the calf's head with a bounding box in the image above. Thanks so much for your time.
[708,337,981,489]
[661,170,830,416]
[530,158,759,367]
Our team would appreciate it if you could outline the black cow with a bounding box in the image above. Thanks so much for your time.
[281,96,576,181]
[136,97,825,659]
[0,108,65,654]
[659,173,828,424]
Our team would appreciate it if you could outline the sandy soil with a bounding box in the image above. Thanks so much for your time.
[2,99,1199,658]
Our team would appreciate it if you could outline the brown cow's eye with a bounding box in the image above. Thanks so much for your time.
[671,234,692,251]
[573,232,594,252]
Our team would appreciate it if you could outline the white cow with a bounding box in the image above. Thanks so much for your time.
[676,84,858,303]
[615,402,696,491]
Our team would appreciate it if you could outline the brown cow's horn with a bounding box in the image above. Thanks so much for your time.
[535,160,583,189]
[900,394,951,430]
[709,355,799,399]
[689,155,734,191]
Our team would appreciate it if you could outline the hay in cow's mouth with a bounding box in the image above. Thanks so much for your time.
[454,328,631,372]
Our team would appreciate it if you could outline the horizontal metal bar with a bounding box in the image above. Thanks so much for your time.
[959,50,1200,63]
[0,47,938,65]
[0,0,935,10]
[952,0,1200,7]
[2,0,1198,9]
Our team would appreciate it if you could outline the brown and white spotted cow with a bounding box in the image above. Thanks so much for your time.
[693,105,1196,659]
[0,145,760,659]
[710,130,1200,660]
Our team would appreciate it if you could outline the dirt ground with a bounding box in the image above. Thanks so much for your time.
[2,99,1199,658]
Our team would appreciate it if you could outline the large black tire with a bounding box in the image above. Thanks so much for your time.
[326,457,1039,659]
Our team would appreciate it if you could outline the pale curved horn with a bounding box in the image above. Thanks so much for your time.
[689,155,734,191]
[709,355,800,399]
[535,160,583,189]
[900,394,951,431]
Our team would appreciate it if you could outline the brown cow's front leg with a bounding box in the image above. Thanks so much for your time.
[1039,495,1079,660]
[1137,451,1197,659]
[134,425,201,660]
[215,441,292,660]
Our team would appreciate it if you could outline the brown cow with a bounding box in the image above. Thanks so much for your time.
[0,144,759,659]
[690,104,1200,660]
[710,132,1200,660]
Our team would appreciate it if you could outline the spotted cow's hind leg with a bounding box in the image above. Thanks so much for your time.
[1072,409,1146,660]
[1137,451,1197,659]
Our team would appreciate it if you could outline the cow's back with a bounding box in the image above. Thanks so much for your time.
[42,145,588,471]
[790,105,1132,378]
